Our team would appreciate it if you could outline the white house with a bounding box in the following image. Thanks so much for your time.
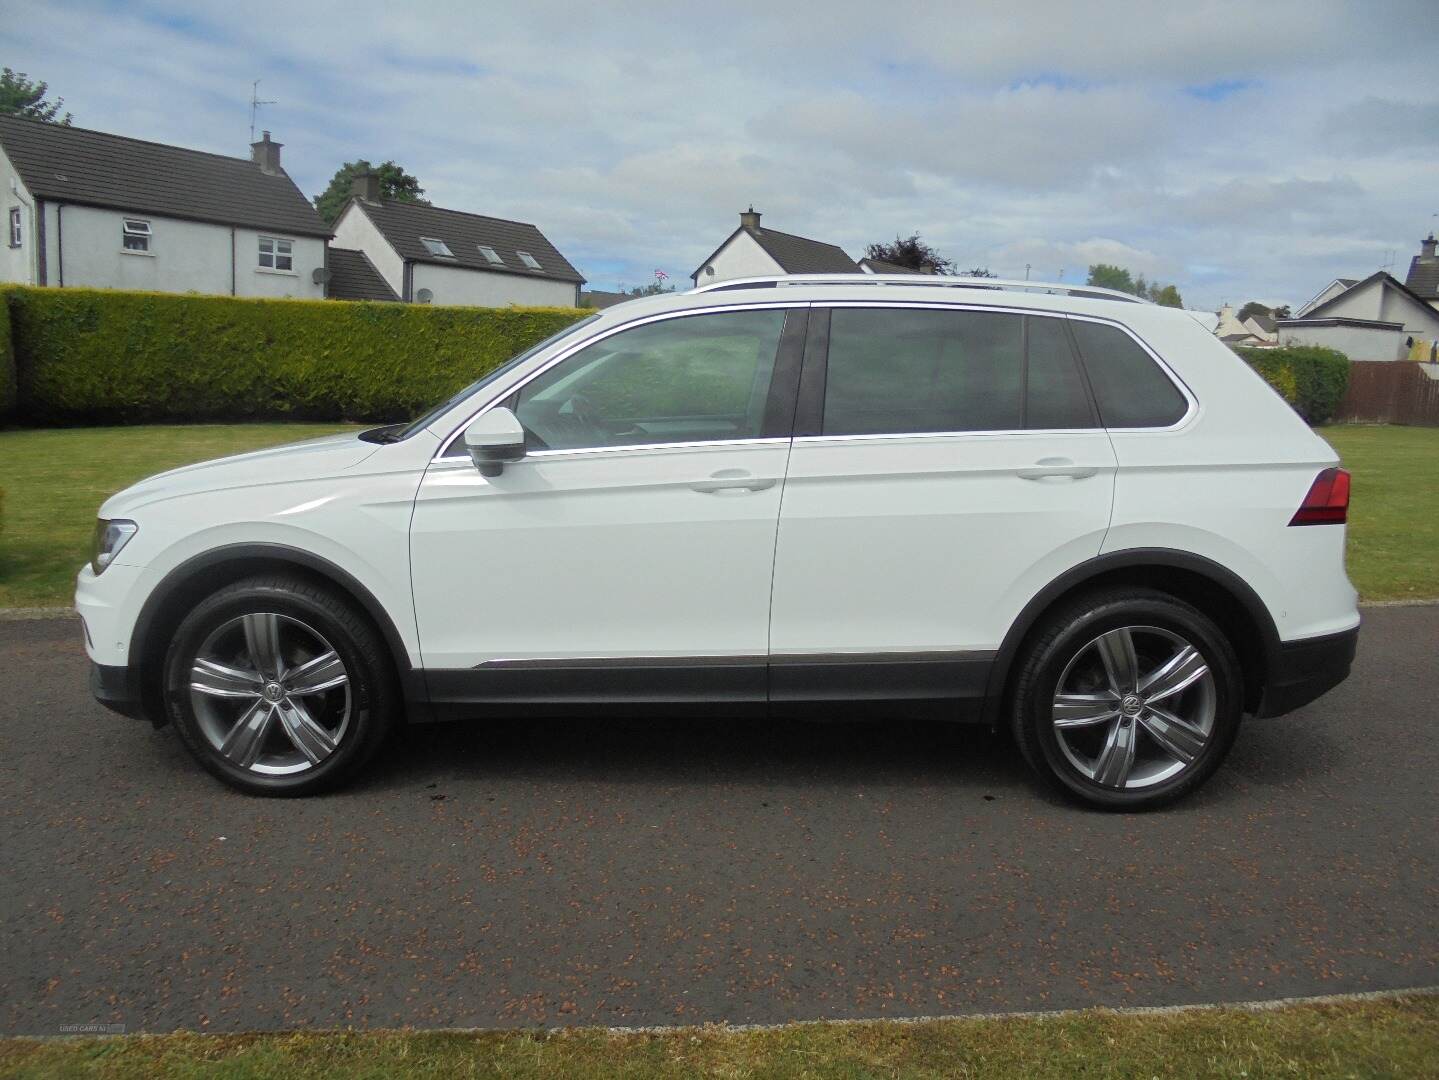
[1279,268,1439,361]
[0,116,328,298]
[691,208,859,287]
[329,176,584,306]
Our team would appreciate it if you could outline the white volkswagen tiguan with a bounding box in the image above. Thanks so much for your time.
[77,275,1359,809]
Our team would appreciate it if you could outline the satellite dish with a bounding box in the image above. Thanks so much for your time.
[311,266,332,284]
[415,288,434,304]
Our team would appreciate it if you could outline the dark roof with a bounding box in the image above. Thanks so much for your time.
[859,257,923,274]
[746,226,859,274]
[693,223,859,281]
[580,289,632,310]
[327,248,398,302]
[0,115,329,237]
[1305,270,1439,322]
[1405,255,1439,300]
[348,198,584,284]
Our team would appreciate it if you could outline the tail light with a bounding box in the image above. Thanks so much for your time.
[1289,467,1350,526]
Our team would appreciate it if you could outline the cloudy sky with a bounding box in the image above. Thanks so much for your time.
[10,0,1439,308]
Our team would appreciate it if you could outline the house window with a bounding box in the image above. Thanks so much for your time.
[8,207,20,248]
[421,237,454,257]
[122,218,152,252]
[516,251,541,270]
[478,244,503,265]
[258,236,293,271]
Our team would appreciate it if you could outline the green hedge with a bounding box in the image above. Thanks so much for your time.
[3,287,592,425]
[1237,344,1351,425]
[0,288,15,420]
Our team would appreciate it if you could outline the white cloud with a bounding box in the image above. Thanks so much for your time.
[9,0,1438,308]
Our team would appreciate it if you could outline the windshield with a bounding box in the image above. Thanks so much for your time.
[397,315,600,439]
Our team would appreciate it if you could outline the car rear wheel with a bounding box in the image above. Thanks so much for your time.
[1011,587,1243,810]
[163,574,397,796]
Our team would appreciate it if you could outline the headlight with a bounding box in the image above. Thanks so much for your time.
[91,519,138,574]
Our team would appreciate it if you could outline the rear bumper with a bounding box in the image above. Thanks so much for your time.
[1256,622,1359,718]
[90,662,149,722]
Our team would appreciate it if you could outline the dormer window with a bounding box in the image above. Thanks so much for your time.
[516,251,541,271]
[122,218,151,253]
[478,245,503,265]
[421,237,454,257]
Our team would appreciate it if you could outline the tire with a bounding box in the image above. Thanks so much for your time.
[1010,587,1242,811]
[163,573,398,796]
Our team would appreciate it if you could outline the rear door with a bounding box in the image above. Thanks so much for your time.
[768,304,1118,709]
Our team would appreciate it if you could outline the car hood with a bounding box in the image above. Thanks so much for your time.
[99,431,381,517]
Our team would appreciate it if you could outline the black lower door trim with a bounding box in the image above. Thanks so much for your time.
[419,651,996,722]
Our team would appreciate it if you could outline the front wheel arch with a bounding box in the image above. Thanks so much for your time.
[131,545,418,727]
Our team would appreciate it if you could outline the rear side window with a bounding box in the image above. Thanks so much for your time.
[820,308,1095,436]
[1068,320,1188,428]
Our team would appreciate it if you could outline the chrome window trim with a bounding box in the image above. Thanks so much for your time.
[428,436,792,469]
[813,300,1198,436]
[432,300,807,461]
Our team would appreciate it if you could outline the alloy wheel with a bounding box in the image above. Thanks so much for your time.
[1051,625,1216,790]
[188,612,352,776]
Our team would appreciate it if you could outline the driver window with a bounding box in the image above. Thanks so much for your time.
[513,309,788,452]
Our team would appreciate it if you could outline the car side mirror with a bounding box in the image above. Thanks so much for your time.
[464,407,527,477]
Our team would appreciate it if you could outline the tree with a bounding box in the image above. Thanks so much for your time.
[313,160,429,225]
[1086,264,1136,294]
[1088,263,1183,307]
[0,68,71,125]
[865,233,955,274]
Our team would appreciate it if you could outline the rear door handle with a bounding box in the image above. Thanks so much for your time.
[1018,457,1098,481]
[691,469,777,494]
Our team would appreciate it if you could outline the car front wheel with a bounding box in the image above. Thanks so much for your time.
[1011,587,1243,810]
[163,574,397,796]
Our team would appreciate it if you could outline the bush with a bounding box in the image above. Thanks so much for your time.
[0,288,15,420]
[3,287,592,425]
[1237,345,1351,425]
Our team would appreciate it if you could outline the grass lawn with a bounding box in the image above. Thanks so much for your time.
[1320,424,1439,601]
[0,424,352,607]
[0,995,1434,1078]
[0,422,1435,608]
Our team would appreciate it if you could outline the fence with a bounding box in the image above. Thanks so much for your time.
[1333,360,1439,427]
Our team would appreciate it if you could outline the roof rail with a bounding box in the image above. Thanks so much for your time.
[689,273,1148,304]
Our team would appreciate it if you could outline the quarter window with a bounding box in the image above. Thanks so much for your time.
[8,207,20,248]
[258,236,293,271]
[1068,320,1188,427]
[513,309,788,452]
[121,218,151,252]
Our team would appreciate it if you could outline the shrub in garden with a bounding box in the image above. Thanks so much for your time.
[1236,345,1350,425]
[3,287,591,425]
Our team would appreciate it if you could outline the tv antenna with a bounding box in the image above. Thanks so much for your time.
[249,80,276,143]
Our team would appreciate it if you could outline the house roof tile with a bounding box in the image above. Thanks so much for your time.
[0,115,329,237]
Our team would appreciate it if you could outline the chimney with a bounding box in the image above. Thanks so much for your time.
[350,170,382,202]
[250,130,283,175]
[739,206,761,232]
[1423,233,1437,260]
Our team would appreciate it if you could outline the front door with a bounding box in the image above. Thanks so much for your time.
[410,305,805,713]
[768,304,1118,710]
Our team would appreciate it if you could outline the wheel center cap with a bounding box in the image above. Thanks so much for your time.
[263,682,285,703]
[1120,694,1143,716]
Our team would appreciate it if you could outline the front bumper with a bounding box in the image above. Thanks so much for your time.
[90,661,149,722]
[1255,622,1360,718]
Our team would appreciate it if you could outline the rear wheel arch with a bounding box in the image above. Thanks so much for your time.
[985,550,1279,724]
[130,544,417,725]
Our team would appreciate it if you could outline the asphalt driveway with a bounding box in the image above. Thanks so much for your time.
[1,606,1435,1035]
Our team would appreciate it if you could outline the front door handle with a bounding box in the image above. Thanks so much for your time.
[691,469,777,494]
[1018,457,1099,481]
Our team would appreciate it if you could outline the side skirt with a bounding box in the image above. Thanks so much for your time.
[417,652,996,722]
